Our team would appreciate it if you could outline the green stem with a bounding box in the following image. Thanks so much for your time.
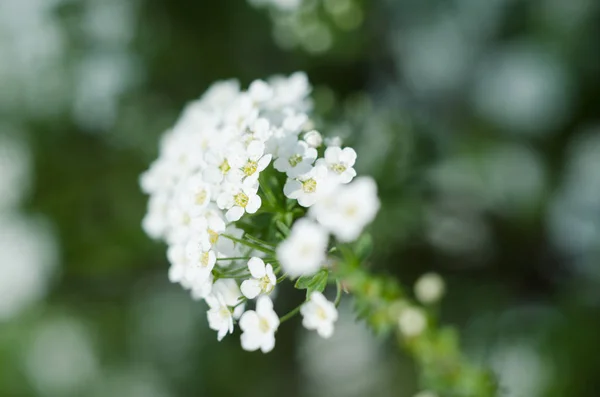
[222,234,275,254]
[334,280,343,307]
[279,302,304,324]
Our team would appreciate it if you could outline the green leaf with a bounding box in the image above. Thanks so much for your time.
[354,233,373,262]
[294,269,329,297]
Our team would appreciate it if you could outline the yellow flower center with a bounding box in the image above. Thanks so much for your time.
[344,205,358,217]
[242,160,258,176]
[259,317,270,333]
[259,276,273,293]
[288,154,303,167]
[200,252,211,267]
[302,178,317,193]
[234,192,249,208]
[195,189,208,206]
[208,229,219,245]
[316,306,328,320]
[331,163,347,174]
[219,307,231,318]
[219,160,231,174]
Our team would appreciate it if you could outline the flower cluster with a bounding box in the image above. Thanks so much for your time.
[140,72,380,352]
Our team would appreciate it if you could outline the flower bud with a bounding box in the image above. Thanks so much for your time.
[398,306,427,337]
[414,272,445,304]
[303,130,323,148]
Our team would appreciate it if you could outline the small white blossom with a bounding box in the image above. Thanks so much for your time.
[206,294,234,341]
[212,278,245,318]
[248,80,273,104]
[239,296,280,353]
[241,257,277,299]
[184,239,216,285]
[398,306,427,338]
[310,176,380,242]
[283,164,329,207]
[228,140,272,184]
[303,130,322,148]
[317,146,357,184]
[274,138,317,178]
[414,273,445,304]
[175,172,212,216]
[216,180,262,222]
[277,219,328,278]
[300,292,338,338]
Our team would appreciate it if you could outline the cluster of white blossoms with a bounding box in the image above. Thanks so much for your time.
[140,72,380,352]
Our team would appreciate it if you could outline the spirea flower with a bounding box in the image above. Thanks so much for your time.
[300,292,338,338]
[241,257,277,299]
[277,219,329,278]
[206,293,234,341]
[239,296,280,353]
[140,72,381,354]
[310,176,380,242]
[317,146,357,184]
[283,164,329,207]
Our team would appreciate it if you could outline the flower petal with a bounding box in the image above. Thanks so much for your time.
[241,279,262,299]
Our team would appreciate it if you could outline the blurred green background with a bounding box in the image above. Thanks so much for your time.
[1,0,600,396]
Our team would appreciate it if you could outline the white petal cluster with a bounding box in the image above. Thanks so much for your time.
[140,71,381,349]
[300,292,338,338]
[140,72,312,298]
[239,296,280,353]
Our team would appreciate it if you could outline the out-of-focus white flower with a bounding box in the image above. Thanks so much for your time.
[398,306,427,337]
[284,164,329,207]
[317,146,357,184]
[310,176,380,242]
[303,130,323,148]
[301,292,338,338]
[206,293,234,341]
[24,317,98,395]
[324,136,342,147]
[239,296,280,353]
[274,138,318,177]
[414,273,445,304]
[241,257,277,299]
[0,215,57,321]
[277,219,328,278]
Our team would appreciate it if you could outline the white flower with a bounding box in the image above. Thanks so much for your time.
[241,257,277,299]
[248,80,273,104]
[309,176,380,242]
[142,193,169,240]
[212,278,245,318]
[317,146,357,184]
[300,292,338,338]
[228,140,272,184]
[206,294,234,341]
[398,306,427,338]
[190,273,214,300]
[283,164,329,207]
[243,118,272,145]
[216,179,262,222]
[175,172,211,216]
[303,130,322,148]
[226,95,259,131]
[414,273,445,305]
[239,296,280,353]
[183,239,216,285]
[203,141,244,185]
[277,219,328,278]
[273,138,317,178]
